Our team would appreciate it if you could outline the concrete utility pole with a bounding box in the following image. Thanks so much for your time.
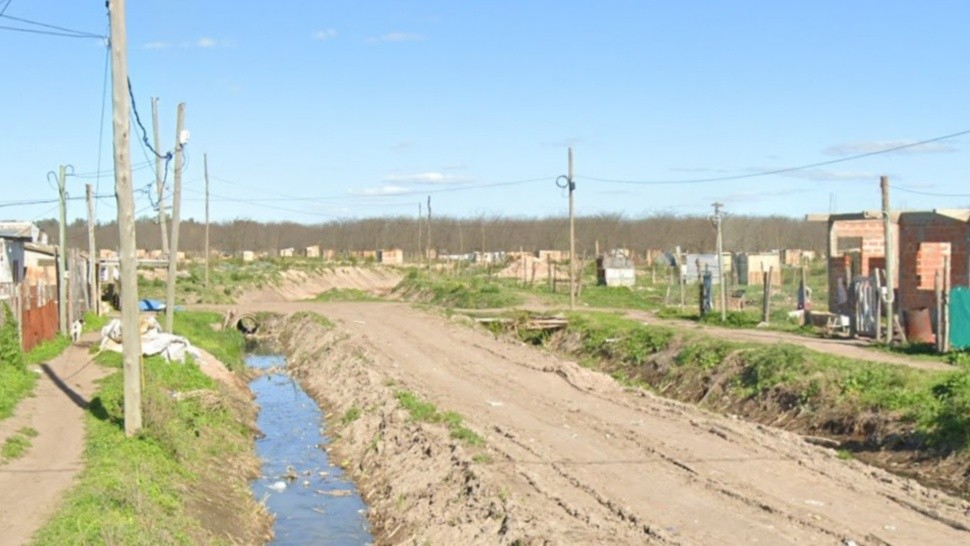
[880,175,894,345]
[86,184,98,315]
[108,0,142,435]
[165,103,185,333]
[426,195,432,271]
[712,202,727,321]
[57,165,68,335]
[204,153,210,288]
[152,97,169,255]
[556,148,577,310]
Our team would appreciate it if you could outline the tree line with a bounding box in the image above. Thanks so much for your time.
[41,213,825,258]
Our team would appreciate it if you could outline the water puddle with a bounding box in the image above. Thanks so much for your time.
[247,352,373,545]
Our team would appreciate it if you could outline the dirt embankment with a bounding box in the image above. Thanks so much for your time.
[237,267,403,304]
[272,303,970,545]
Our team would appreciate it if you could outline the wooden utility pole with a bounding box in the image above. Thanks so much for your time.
[86,184,98,315]
[108,0,142,435]
[204,153,210,288]
[712,202,727,321]
[57,165,68,335]
[880,176,894,345]
[164,103,185,333]
[152,97,169,255]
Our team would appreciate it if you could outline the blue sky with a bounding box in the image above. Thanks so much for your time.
[2,1,968,225]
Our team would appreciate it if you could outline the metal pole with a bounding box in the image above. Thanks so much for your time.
[57,165,68,335]
[108,0,143,435]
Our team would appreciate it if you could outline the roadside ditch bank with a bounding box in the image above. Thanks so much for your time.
[31,313,273,545]
[493,311,970,500]
[270,311,577,545]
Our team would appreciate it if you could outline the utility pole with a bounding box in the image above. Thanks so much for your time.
[152,97,169,255]
[108,0,142,435]
[427,196,433,270]
[57,165,68,335]
[881,175,894,345]
[712,202,727,321]
[204,153,210,288]
[417,202,422,264]
[165,103,185,333]
[556,148,577,310]
[86,184,98,315]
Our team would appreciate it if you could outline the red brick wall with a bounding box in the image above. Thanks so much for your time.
[898,214,969,322]
[827,218,890,311]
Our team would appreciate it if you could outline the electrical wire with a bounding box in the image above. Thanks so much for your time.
[890,185,970,198]
[0,13,104,39]
[93,38,110,216]
[0,0,13,20]
[580,129,970,185]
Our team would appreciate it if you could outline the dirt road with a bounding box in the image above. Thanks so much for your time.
[258,301,970,544]
[0,335,106,546]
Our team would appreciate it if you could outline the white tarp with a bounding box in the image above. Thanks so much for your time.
[99,317,201,363]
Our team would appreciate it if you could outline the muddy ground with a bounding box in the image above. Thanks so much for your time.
[270,303,970,545]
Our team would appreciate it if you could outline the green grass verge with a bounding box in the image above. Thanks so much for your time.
[310,288,379,302]
[0,303,35,421]
[395,390,484,447]
[172,311,246,372]
[24,335,71,366]
[394,269,523,309]
[523,311,970,453]
[33,351,256,545]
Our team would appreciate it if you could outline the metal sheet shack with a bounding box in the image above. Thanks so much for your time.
[597,250,635,287]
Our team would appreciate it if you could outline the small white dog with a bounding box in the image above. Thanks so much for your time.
[71,318,84,343]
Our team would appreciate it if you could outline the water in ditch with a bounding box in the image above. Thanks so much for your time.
[247,351,373,545]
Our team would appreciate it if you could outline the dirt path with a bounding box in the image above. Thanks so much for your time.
[0,334,106,546]
[255,302,970,543]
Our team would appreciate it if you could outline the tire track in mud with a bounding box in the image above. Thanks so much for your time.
[277,302,970,545]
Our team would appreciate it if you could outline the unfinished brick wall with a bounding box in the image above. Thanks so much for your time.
[898,214,969,318]
[826,218,892,311]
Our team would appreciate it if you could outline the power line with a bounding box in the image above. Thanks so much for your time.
[0,13,104,39]
[580,128,970,185]
[891,185,970,198]
[0,1,13,20]
[93,39,110,216]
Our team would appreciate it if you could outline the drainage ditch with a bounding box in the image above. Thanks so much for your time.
[247,349,373,545]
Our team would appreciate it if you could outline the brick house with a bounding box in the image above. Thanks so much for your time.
[897,209,969,320]
[808,211,899,313]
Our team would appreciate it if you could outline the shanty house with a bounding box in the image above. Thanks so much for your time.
[734,252,782,286]
[897,209,969,324]
[597,250,635,287]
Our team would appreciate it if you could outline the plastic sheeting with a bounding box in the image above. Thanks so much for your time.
[99,317,201,363]
[950,286,970,350]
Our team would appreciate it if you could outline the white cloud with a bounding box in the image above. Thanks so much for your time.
[313,28,337,41]
[353,185,412,196]
[144,38,228,50]
[365,32,424,44]
[383,172,468,184]
[824,140,957,156]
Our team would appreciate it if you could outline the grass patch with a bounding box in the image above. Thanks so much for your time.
[394,270,523,309]
[33,353,261,545]
[172,311,246,372]
[311,288,379,302]
[0,427,37,462]
[0,303,35,421]
[24,334,71,365]
[395,390,485,446]
[341,406,362,425]
[292,310,335,329]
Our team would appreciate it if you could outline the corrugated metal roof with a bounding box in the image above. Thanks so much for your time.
[0,222,39,240]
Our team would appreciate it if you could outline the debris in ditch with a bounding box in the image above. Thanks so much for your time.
[268,481,287,492]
